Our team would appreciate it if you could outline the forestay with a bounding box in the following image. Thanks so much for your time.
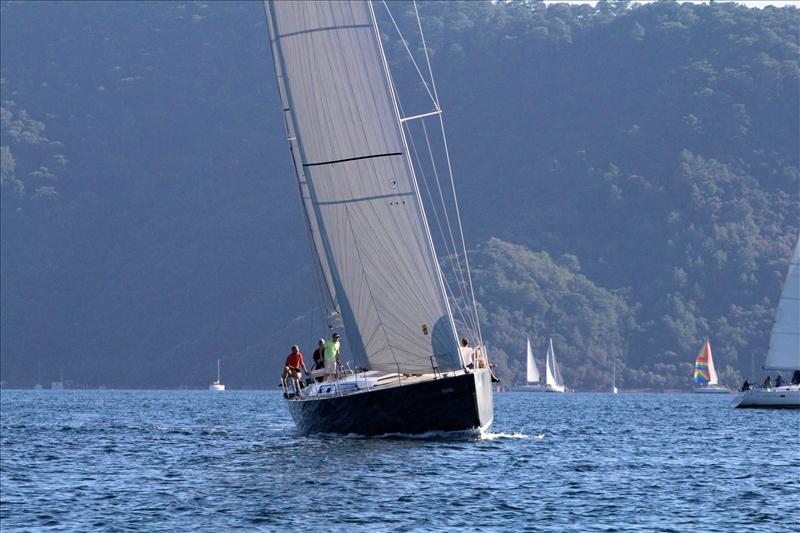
[765,236,800,371]
[264,0,461,373]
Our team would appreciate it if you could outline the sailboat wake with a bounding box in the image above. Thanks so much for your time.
[479,432,538,441]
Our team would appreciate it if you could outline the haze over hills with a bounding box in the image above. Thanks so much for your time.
[1,0,797,390]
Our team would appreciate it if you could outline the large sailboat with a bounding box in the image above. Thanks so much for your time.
[263,0,493,435]
[736,236,800,408]
[692,339,730,393]
[512,337,546,392]
[545,338,566,393]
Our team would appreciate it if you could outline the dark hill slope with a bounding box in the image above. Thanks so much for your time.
[1,1,797,389]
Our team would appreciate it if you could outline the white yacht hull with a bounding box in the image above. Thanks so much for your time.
[209,383,225,391]
[693,384,731,394]
[512,384,565,393]
[734,386,800,408]
[512,383,547,392]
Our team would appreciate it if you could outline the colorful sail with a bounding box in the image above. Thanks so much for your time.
[693,339,718,384]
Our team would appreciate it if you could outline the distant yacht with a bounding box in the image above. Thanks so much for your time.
[51,367,65,390]
[611,360,618,394]
[209,359,225,391]
[34,361,43,390]
[736,235,800,408]
[692,339,730,394]
[513,337,547,392]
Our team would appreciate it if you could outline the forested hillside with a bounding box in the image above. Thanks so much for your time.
[1,1,797,389]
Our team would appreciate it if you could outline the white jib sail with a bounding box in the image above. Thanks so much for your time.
[264,1,461,374]
[765,235,800,371]
[526,337,540,383]
[545,338,563,388]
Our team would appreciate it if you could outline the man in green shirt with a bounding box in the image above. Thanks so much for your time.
[323,332,341,381]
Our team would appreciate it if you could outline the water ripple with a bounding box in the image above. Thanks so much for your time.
[1,390,798,531]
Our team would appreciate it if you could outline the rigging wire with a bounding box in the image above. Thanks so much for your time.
[413,0,486,349]
[419,118,479,337]
[400,104,479,341]
[394,97,479,341]
[381,0,485,349]
[380,1,438,111]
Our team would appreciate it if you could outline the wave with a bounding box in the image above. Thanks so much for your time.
[479,432,535,441]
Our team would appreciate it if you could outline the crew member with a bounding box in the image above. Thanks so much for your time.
[312,339,325,370]
[324,333,341,381]
[282,345,309,396]
[460,338,474,368]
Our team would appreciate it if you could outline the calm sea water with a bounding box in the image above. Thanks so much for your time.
[1,390,797,532]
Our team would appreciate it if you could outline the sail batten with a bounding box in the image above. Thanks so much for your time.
[765,236,800,371]
[264,0,461,373]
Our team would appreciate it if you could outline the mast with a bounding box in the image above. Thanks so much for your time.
[217,359,221,382]
[263,1,462,374]
[613,360,616,389]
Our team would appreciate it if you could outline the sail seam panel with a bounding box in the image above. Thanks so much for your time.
[303,152,402,167]
[277,23,371,40]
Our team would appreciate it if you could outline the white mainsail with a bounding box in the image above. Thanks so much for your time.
[264,1,460,374]
[526,337,540,383]
[545,338,564,389]
[765,235,800,371]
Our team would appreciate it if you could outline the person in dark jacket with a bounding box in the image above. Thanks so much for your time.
[312,339,325,370]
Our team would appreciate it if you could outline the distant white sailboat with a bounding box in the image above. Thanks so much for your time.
[545,338,566,393]
[209,359,225,391]
[34,360,43,390]
[51,367,65,391]
[692,339,730,394]
[736,235,800,408]
[611,360,618,394]
[512,337,546,392]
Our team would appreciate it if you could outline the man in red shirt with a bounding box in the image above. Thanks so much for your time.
[282,345,309,397]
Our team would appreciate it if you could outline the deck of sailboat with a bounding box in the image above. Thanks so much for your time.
[735,384,800,408]
[288,369,467,401]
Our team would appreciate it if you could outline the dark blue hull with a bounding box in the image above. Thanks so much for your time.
[285,370,494,436]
